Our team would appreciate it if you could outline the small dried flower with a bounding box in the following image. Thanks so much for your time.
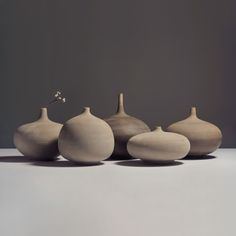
[54,91,62,98]
[48,90,66,106]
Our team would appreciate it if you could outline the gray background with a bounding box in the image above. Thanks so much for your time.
[1,0,236,147]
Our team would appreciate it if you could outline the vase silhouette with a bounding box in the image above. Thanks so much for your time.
[105,93,150,159]
[58,107,114,164]
[167,107,222,156]
[127,126,190,163]
[14,108,62,161]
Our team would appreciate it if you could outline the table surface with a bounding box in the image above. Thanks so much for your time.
[0,149,235,236]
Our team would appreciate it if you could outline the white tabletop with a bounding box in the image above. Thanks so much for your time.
[0,149,235,236]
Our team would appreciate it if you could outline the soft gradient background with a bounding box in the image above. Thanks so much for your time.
[1,0,236,147]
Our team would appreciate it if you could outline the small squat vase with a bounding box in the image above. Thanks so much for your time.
[14,108,62,161]
[58,107,114,164]
[127,126,190,163]
[105,93,150,159]
[167,107,222,156]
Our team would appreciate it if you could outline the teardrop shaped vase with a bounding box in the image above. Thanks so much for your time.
[14,108,63,161]
[167,107,222,156]
[58,107,115,164]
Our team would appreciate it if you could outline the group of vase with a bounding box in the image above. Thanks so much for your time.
[13,93,222,165]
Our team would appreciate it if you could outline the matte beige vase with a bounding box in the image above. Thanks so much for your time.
[105,93,150,158]
[167,107,222,156]
[127,126,190,163]
[58,107,114,164]
[14,108,62,161]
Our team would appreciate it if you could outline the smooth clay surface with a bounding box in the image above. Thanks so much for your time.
[127,126,190,162]
[105,93,150,158]
[58,107,114,164]
[167,107,222,156]
[14,108,62,161]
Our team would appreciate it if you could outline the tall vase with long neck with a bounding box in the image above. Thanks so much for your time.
[167,107,222,156]
[104,93,150,159]
[14,108,63,161]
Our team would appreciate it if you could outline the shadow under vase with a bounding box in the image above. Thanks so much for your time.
[184,154,217,160]
[106,153,135,161]
[31,159,104,167]
[115,159,183,167]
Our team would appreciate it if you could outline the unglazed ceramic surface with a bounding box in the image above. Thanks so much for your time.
[58,107,114,164]
[14,108,62,161]
[127,126,190,162]
[105,93,150,158]
[167,107,222,156]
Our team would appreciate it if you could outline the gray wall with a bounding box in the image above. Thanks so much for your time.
[1,0,236,147]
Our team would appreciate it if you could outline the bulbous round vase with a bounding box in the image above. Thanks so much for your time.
[58,107,114,164]
[127,126,190,163]
[104,93,150,159]
[14,108,63,161]
[167,107,222,156]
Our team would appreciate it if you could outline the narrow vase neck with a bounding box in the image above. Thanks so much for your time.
[83,107,91,115]
[39,108,49,121]
[190,107,197,118]
[116,93,127,115]
[153,126,164,133]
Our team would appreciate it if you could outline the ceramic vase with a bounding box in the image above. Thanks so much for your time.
[14,108,62,161]
[58,107,114,164]
[127,126,190,163]
[104,93,150,158]
[167,107,222,156]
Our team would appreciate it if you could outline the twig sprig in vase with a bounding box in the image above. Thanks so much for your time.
[14,91,66,161]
